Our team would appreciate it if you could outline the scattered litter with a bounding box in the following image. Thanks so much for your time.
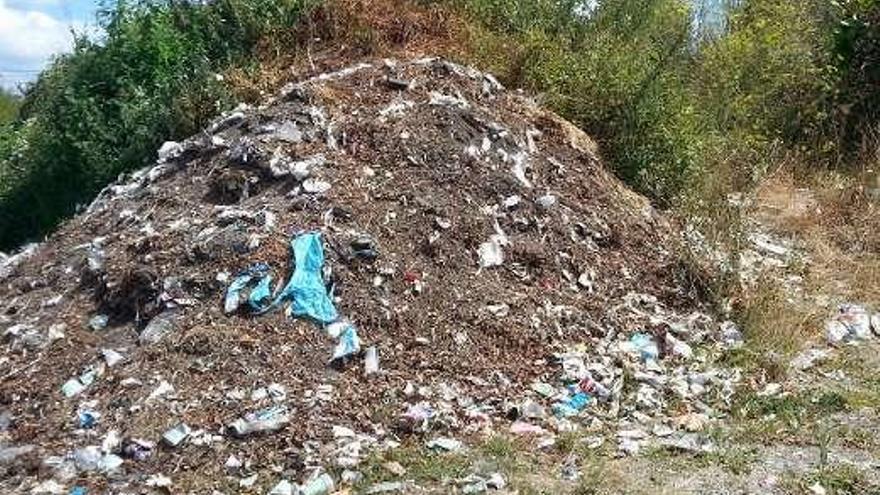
[364,346,380,375]
[88,315,109,331]
[629,333,659,361]
[268,480,295,495]
[145,474,173,488]
[300,473,335,495]
[478,223,509,269]
[826,304,873,345]
[303,179,332,195]
[536,194,557,210]
[162,423,191,447]
[148,380,175,401]
[228,405,290,437]
[426,437,463,452]
[77,409,100,429]
[101,349,124,367]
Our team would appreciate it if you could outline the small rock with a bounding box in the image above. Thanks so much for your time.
[536,194,557,209]
[790,348,830,371]
[426,437,463,452]
[383,461,406,477]
[140,311,179,346]
[808,482,827,495]
[88,315,109,331]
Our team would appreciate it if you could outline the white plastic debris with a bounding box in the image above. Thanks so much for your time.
[303,178,332,194]
[162,423,191,447]
[157,141,184,163]
[271,153,326,180]
[101,349,124,367]
[228,405,290,437]
[485,303,510,317]
[148,380,175,401]
[502,195,521,209]
[146,474,173,488]
[426,437,462,452]
[826,304,873,344]
[478,222,509,269]
[364,346,380,375]
[48,323,66,342]
[268,480,295,495]
[535,194,557,210]
[429,91,469,109]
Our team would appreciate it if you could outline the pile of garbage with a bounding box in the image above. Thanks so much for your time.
[1,57,743,493]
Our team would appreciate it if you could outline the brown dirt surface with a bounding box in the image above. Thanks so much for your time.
[0,58,717,493]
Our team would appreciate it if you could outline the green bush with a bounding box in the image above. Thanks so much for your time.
[0,0,318,251]
[0,89,19,125]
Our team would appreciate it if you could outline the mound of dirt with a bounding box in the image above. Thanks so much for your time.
[0,58,739,493]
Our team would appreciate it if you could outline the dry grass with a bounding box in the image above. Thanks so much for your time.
[221,0,468,103]
[754,165,880,310]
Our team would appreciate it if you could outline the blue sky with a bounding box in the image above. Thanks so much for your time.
[0,0,99,90]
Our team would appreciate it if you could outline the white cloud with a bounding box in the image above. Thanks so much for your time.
[0,0,78,89]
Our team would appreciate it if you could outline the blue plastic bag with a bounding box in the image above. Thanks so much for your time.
[276,233,338,323]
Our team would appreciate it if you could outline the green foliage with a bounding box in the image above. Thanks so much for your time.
[0,89,19,125]
[456,0,880,205]
[0,0,317,250]
[832,0,880,153]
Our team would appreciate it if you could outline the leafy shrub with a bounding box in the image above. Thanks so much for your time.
[0,89,18,125]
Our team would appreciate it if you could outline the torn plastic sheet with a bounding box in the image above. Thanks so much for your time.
[224,232,359,362]
[224,263,271,314]
[279,232,339,323]
[327,320,361,362]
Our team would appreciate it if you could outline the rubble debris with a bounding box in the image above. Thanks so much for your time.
[228,406,290,437]
[826,303,873,345]
[0,58,748,493]
[139,310,179,346]
[300,473,335,495]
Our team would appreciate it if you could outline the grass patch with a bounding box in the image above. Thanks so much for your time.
[781,464,876,495]
[709,446,760,475]
[357,440,471,487]
[730,389,850,445]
